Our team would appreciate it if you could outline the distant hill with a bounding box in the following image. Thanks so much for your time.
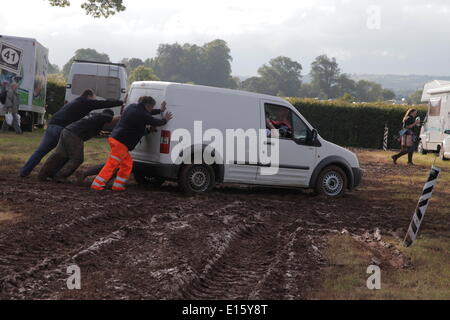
[349,74,450,98]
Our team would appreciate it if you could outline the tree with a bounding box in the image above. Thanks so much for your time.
[48,63,60,74]
[150,40,235,88]
[63,48,110,78]
[240,56,303,96]
[241,76,271,94]
[202,40,234,88]
[120,58,145,74]
[298,83,320,98]
[354,80,384,102]
[47,0,126,18]
[256,56,302,96]
[407,89,423,105]
[310,55,341,99]
[334,74,356,98]
[338,93,355,103]
[382,89,396,101]
[128,66,159,84]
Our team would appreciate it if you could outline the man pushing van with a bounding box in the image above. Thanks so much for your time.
[20,89,123,178]
[91,97,173,191]
[38,109,120,182]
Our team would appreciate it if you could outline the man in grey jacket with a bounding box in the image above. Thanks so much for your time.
[1,82,22,134]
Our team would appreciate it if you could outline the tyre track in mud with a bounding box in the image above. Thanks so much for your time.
[0,175,227,299]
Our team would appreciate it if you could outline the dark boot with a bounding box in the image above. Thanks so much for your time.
[408,152,414,165]
[392,155,398,165]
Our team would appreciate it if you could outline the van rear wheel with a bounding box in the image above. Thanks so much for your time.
[315,166,347,197]
[179,164,215,194]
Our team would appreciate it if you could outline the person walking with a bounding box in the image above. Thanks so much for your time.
[20,89,123,178]
[37,109,120,182]
[1,82,22,134]
[392,109,420,165]
[91,97,173,191]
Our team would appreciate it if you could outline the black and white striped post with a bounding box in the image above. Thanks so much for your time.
[383,123,389,151]
[404,166,441,247]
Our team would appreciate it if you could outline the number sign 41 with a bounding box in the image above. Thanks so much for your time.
[0,42,24,75]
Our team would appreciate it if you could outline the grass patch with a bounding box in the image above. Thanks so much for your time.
[313,234,450,300]
[0,209,21,223]
[0,130,110,171]
[313,149,450,300]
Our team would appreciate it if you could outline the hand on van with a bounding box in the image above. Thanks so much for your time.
[160,101,167,113]
[164,112,173,122]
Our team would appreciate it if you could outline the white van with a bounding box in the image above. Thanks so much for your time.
[65,60,127,115]
[419,80,450,160]
[127,81,362,197]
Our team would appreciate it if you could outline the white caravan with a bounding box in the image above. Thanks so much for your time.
[65,60,127,115]
[127,81,362,197]
[419,80,450,160]
[0,35,48,131]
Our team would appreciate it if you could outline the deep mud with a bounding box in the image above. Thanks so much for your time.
[0,152,447,299]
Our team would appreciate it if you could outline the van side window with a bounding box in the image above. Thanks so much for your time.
[72,75,121,100]
[292,114,309,143]
[265,104,293,139]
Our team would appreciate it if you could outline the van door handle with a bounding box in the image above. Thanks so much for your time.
[264,141,274,145]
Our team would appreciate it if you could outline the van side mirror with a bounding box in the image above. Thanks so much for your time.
[445,130,450,135]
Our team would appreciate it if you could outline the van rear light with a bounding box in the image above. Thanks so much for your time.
[160,130,171,154]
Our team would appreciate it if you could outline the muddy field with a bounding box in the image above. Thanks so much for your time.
[0,152,448,300]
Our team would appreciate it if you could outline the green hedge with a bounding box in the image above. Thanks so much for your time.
[288,98,427,150]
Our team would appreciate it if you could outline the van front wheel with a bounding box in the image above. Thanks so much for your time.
[179,164,215,194]
[315,166,347,197]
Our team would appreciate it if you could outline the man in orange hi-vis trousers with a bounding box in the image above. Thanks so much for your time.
[91,97,173,191]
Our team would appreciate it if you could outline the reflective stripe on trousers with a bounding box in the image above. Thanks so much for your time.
[90,137,133,191]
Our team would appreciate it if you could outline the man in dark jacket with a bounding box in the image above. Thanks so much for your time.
[20,89,123,177]
[38,109,120,182]
[91,96,173,191]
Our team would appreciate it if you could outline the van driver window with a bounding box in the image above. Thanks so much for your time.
[265,104,293,139]
[265,103,310,144]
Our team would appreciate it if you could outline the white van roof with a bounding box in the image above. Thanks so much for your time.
[131,81,291,105]
[422,80,450,102]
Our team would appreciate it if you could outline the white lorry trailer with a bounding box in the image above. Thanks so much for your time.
[419,80,450,160]
[0,35,48,131]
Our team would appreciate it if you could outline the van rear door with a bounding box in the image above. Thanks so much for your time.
[128,86,166,163]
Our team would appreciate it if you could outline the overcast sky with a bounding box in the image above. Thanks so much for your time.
[1,0,450,76]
